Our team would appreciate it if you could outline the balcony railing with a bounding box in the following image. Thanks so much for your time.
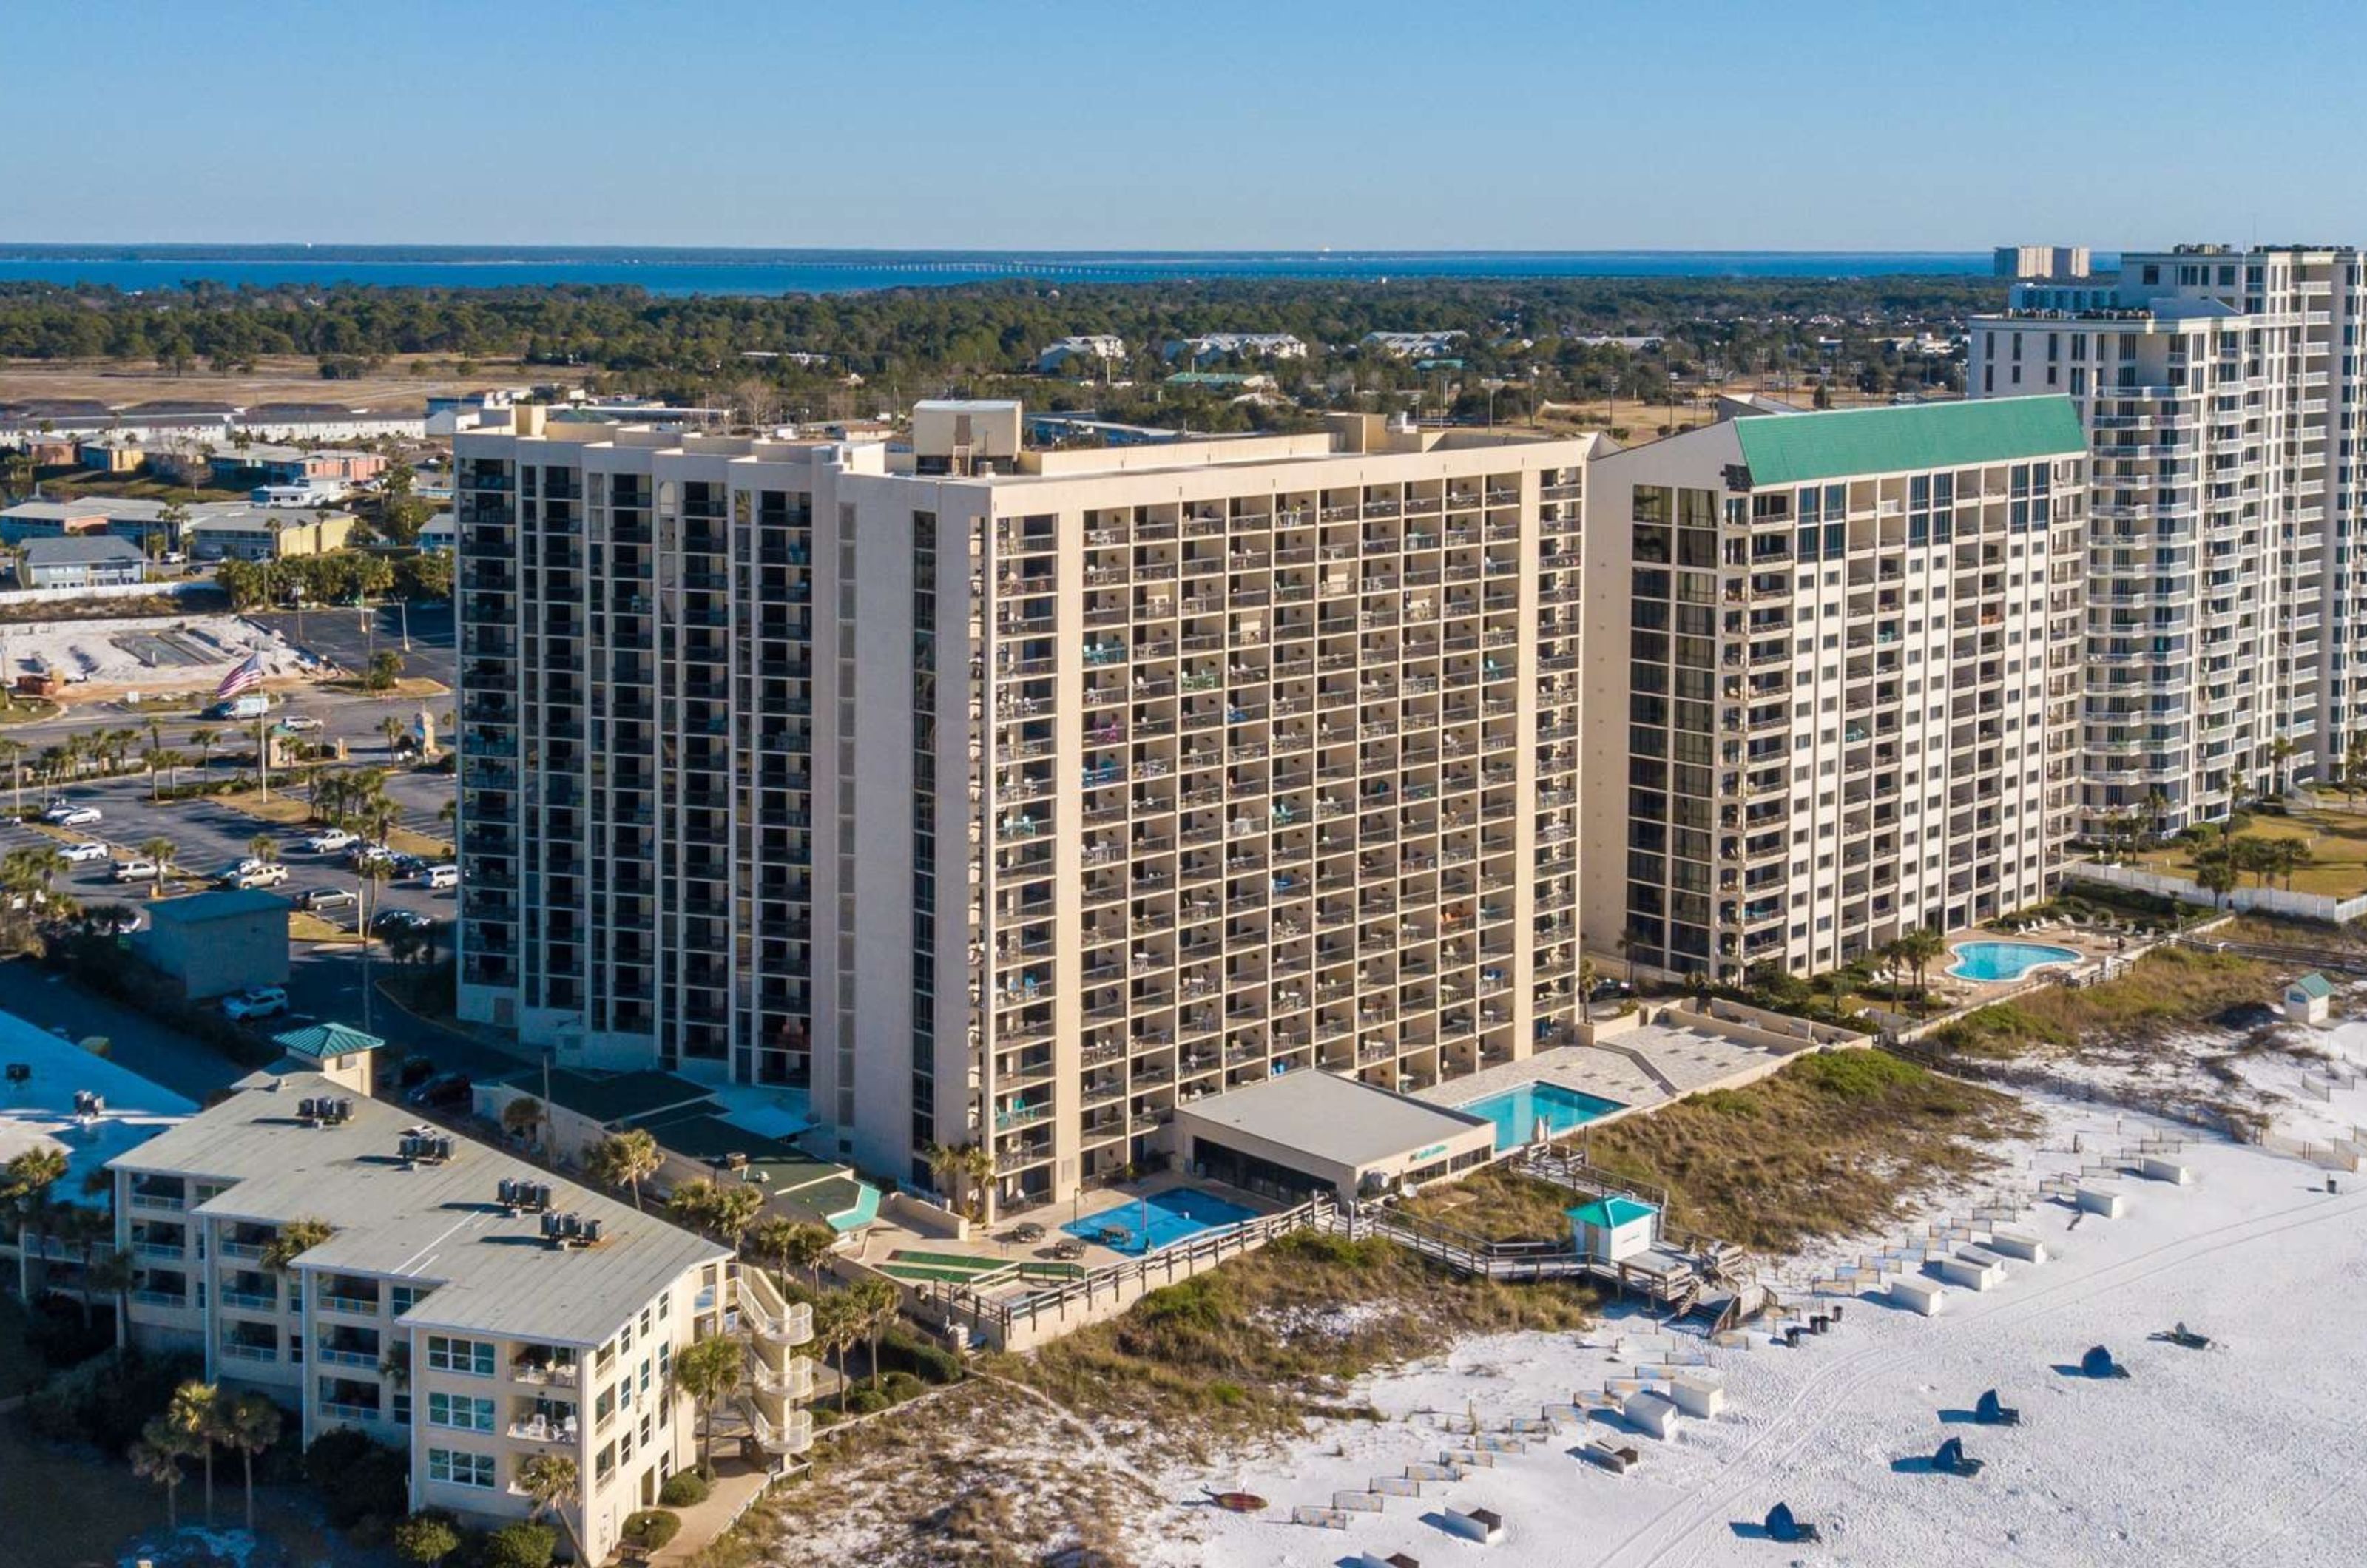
[320,1401,378,1424]
[319,1292,379,1316]
[219,1342,277,1363]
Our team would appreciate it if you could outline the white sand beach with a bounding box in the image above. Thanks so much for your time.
[1142,1072,2367,1568]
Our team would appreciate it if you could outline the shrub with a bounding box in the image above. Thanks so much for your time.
[621,1510,682,1550]
[842,1385,890,1415]
[875,1323,961,1385]
[658,1470,710,1508]
[879,1371,925,1404]
[27,1347,201,1453]
[1793,1050,1924,1102]
[479,1521,556,1568]
[305,1427,409,1528]
[23,1292,112,1368]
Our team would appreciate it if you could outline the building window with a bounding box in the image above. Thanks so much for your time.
[425,1336,494,1376]
[428,1447,495,1489]
[426,1392,495,1433]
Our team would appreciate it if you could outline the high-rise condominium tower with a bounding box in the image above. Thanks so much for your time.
[1970,244,2367,831]
[1579,399,2090,981]
[456,405,1595,1203]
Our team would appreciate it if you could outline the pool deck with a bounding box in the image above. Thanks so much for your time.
[1921,925,2130,1009]
[845,1169,1280,1299]
[1416,1016,1806,1131]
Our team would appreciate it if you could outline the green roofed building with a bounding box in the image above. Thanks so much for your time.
[1581,396,2091,984]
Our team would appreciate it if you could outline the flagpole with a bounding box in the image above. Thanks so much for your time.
[258,711,267,800]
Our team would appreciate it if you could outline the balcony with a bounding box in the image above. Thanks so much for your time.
[748,1405,813,1456]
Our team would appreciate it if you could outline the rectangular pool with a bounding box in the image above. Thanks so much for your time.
[1062,1188,1259,1257]
[1459,1081,1625,1152]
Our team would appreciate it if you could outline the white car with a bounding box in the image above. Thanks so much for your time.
[222,987,288,1022]
[231,864,288,890]
[280,716,325,734]
[304,829,358,854]
[45,805,101,828]
[58,840,110,865]
[112,860,162,884]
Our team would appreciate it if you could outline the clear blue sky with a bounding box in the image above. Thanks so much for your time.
[14,0,2367,250]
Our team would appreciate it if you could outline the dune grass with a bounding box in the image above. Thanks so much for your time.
[992,1229,1594,1460]
[1938,944,2281,1061]
[1393,1163,1584,1243]
[1578,1050,2033,1254]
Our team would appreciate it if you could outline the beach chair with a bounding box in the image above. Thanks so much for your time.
[2150,1322,2212,1351]
[1973,1389,2021,1426]
[1931,1436,1985,1477]
[2080,1345,2131,1379]
[1764,1502,1820,1544]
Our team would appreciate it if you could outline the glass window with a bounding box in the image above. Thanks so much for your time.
[426,1336,494,1376]
[428,1447,495,1489]
[427,1392,495,1433]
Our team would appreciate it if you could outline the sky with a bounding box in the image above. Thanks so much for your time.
[13,0,2367,251]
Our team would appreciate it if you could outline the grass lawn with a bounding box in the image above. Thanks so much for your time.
[1580,1051,2036,1254]
[320,677,449,699]
[993,1229,1594,1461]
[2127,808,2367,898]
[1938,944,2284,1060]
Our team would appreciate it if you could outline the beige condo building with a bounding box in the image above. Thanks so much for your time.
[456,403,1597,1211]
[109,1073,816,1563]
[1580,398,2090,981]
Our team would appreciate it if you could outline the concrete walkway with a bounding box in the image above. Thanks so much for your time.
[648,1458,774,1567]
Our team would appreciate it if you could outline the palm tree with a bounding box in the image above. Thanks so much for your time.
[2195,854,2240,910]
[586,1129,660,1212]
[784,1220,836,1291]
[246,834,280,867]
[4,1146,70,1268]
[851,1278,899,1392]
[260,1216,332,1275]
[137,836,175,899]
[671,1333,746,1479]
[666,1177,763,1248]
[131,1416,197,1530]
[379,714,410,757]
[811,1288,862,1396]
[500,1095,545,1152]
[514,1451,587,1566]
[166,1380,224,1525]
[88,1245,135,1351]
[743,1214,804,1297]
[224,1390,281,1532]
[924,1141,995,1223]
[189,727,218,775]
[1897,926,1947,998]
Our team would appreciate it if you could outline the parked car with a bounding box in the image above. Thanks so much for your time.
[303,828,358,854]
[226,864,288,890]
[204,695,270,721]
[222,986,288,1022]
[397,1055,438,1089]
[418,865,459,891]
[299,886,357,912]
[112,859,161,884]
[44,804,101,828]
[373,908,432,935]
[280,716,325,734]
[345,842,394,868]
[406,1071,470,1109]
[387,853,428,879]
[58,839,110,865]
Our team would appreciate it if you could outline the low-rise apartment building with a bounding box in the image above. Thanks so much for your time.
[1581,398,2089,981]
[18,534,148,588]
[184,507,357,561]
[109,1072,815,1562]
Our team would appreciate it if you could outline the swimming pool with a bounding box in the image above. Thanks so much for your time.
[1947,940,2081,982]
[1063,1188,1260,1257]
[1459,1081,1626,1152]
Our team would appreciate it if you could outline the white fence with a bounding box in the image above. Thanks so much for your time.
[2075,859,2367,925]
[0,580,212,609]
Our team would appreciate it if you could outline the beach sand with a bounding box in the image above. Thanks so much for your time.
[1142,1077,2367,1568]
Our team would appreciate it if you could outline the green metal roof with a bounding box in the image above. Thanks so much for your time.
[1568,1197,1657,1229]
[271,1021,385,1060]
[2292,972,2334,999]
[1732,396,2085,487]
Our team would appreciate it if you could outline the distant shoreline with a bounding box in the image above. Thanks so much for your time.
[0,245,2075,297]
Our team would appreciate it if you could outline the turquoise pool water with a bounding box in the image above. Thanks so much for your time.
[1460,1081,1625,1152]
[1064,1189,1259,1256]
[1948,940,2081,982]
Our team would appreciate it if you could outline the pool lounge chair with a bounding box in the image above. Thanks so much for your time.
[1764,1502,1820,1544]
[1973,1389,2021,1426]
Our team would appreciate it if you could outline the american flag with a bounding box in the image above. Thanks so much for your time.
[215,652,266,701]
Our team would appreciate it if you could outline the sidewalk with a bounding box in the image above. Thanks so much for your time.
[649,1457,775,1567]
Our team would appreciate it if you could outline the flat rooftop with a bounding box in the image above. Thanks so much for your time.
[1176,1069,1491,1172]
[0,1008,194,1214]
[113,1072,726,1347]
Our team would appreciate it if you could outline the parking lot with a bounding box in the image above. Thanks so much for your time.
[251,601,454,688]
